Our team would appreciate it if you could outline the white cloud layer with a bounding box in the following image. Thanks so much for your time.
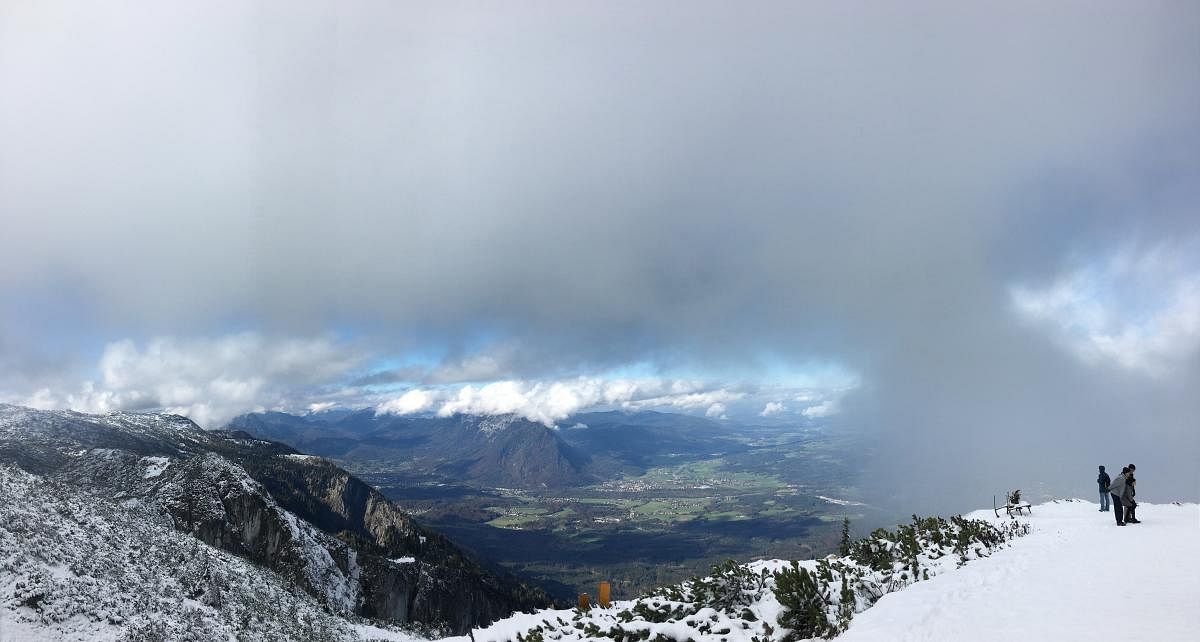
[6,332,849,428]
[376,378,748,426]
[376,389,436,415]
[19,333,363,427]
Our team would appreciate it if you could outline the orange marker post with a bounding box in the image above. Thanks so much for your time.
[577,593,590,610]
[598,581,610,608]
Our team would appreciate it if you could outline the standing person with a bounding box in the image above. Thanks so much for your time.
[1097,465,1111,511]
[1125,464,1140,524]
[1108,467,1129,526]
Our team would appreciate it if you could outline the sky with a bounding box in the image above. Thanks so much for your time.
[1,1,1197,512]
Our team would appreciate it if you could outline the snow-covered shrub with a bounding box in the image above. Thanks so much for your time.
[773,514,1031,639]
[774,562,836,640]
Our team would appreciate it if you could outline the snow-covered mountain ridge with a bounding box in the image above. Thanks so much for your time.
[0,404,549,637]
[0,463,424,642]
[451,499,1199,642]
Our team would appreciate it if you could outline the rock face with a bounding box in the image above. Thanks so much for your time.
[0,404,550,634]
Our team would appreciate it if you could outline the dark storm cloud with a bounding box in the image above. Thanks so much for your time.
[1,1,1198,510]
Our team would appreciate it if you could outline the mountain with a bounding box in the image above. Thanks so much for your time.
[227,409,753,490]
[446,500,1200,641]
[0,404,550,635]
[0,462,424,642]
[560,410,749,470]
[228,411,595,488]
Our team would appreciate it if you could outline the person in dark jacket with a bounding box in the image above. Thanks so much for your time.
[1109,467,1129,525]
[1097,465,1111,511]
[1125,464,1140,523]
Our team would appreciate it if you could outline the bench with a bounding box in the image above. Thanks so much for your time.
[994,490,1032,518]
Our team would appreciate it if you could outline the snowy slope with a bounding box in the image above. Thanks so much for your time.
[0,464,426,642]
[838,500,1200,642]
[447,500,1199,642]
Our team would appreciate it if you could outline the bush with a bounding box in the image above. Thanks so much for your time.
[774,514,1030,639]
[774,562,837,640]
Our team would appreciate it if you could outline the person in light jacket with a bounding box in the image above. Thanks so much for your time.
[1108,467,1128,526]
[1097,465,1111,511]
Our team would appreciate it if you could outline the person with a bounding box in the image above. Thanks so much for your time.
[1125,464,1140,524]
[1097,465,1111,511]
[1108,467,1129,525]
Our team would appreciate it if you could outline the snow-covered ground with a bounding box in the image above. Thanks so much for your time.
[4,468,1193,642]
[449,499,1199,642]
[838,499,1200,642]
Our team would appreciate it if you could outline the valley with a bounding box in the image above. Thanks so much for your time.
[231,410,884,601]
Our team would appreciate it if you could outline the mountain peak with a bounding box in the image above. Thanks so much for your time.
[473,413,524,436]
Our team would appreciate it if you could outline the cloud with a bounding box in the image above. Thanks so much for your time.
[20,333,364,427]
[3,3,1195,356]
[425,346,521,384]
[348,366,426,387]
[760,401,786,417]
[801,399,839,418]
[377,388,437,415]
[1011,244,1200,377]
[1,2,1198,510]
[20,388,58,411]
[376,378,749,426]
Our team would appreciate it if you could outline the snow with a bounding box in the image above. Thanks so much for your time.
[139,455,170,478]
[0,406,449,642]
[283,453,320,461]
[389,557,416,564]
[838,499,1200,642]
[352,622,428,642]
[446,499,1199,642]
[275,492,362,612]
[477,415,518,436]
[0,463,424,642]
